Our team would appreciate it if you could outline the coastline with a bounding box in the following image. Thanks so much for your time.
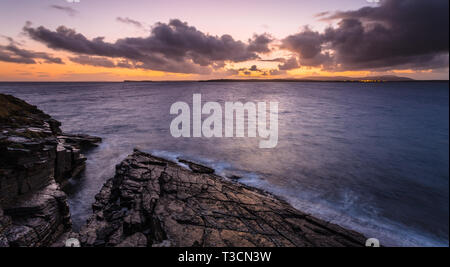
[0,94,101,246]
[71,149,367,247]
[0,93,367,247]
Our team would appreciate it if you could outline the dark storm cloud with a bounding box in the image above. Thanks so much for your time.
[23,19,262,74]
[248,33,273,53]
[249,65,259,71]
[50,5,78,17]
[0,40,63,64]
[69,55,116,68]
[281,27,324,59]
[278,56,299,70]
[281,0,449,70]
[259,57,286,63]
[116,17,145,29]
[280,27,334,69]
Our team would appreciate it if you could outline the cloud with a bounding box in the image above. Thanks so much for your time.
[50,5,78,17]
[269,69,285,76]
[116,17,145,29]
[23,19,263,74]
[281,0,449,70]
[282,27,324,59]
[278,56,299,70]
[116,60,135,69]
[315,11,330,18]
[17,1,449,76]
[0,39,63,64]
[69,55,116,68]
[249,65,259,71]
[248,33,273,53]
[225,68,239,75]
[231,64,275,76]
[259,57,286,63]
[281,26,334,68]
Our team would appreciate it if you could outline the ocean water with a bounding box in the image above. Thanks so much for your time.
[0,81,448,247]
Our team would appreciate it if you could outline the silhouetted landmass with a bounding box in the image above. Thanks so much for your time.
[124,75,448,83]
[200,75,416,82]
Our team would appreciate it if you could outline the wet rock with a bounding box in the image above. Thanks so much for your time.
[57,134,102,150]
[79,150,366,247]
[116,232,147,247]
[227,174,242,180]
[178,158,215,174]
[0,93,101,247]
[2,183,71,247]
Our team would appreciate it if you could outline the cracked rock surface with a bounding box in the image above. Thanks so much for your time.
[78,149,366,247]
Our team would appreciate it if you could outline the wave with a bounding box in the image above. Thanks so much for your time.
[148,150,449,247]
[240,173,449,247]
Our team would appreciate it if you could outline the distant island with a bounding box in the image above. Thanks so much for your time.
[124,75,448,83]
[198,75,415,83]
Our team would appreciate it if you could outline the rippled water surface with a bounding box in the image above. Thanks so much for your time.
[0,81,448,246]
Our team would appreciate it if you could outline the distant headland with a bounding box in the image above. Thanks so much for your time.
[123,75,447,83]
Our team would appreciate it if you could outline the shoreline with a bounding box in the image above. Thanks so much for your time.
[144,149,449,247]
[68,149,367,247]
[0,93,368,247]
[2,92,447,247]
[0,93,101,246]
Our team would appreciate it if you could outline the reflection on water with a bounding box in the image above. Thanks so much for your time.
[0,81,448,246]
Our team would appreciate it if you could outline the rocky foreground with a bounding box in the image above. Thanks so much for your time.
[1,93,367,247]
[0,94,101,247]
[71,150,366,247]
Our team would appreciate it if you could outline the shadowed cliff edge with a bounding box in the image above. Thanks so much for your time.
[0,94,101,246]
[0,94,367,247]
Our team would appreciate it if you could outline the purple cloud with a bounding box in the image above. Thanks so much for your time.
[281,0,449,70]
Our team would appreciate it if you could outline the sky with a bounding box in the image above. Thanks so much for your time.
[0,0,448,81]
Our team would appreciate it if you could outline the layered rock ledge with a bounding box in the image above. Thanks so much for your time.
[77,149,366,247]
[0,94,101,247]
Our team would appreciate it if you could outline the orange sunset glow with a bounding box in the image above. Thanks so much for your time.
[0,0,448,81]
[0,0,449,249]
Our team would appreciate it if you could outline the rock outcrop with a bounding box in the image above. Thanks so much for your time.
[77,149,366,247]
[0,94,101,247]
[0,93,367,247]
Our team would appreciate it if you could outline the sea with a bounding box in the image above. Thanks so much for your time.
[0,81,448,246]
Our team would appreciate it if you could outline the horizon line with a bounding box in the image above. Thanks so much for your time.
[0,79,449,83]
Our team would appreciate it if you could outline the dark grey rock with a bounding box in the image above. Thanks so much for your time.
[79,150,367,247]
[178,158,215,174]
[0,93,101,247]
